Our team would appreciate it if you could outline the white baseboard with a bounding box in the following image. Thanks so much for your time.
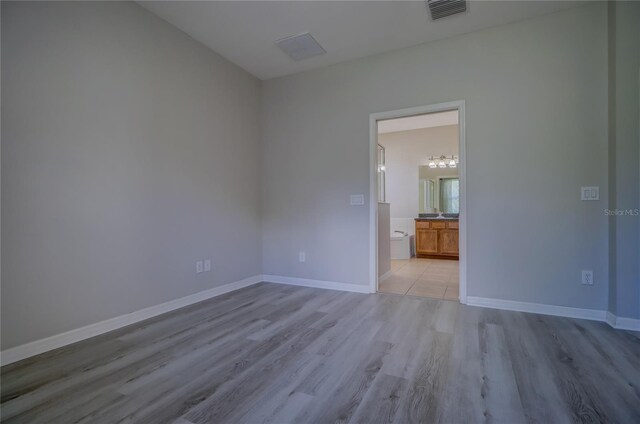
[261,275,370,294]
[466,296,607,322]
[0,275,263,366]
[614,316,640,331]
[606,311,640,331]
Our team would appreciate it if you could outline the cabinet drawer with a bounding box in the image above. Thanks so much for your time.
[415,221,430,229]
[431,221,446,229]
[447,221,459,229]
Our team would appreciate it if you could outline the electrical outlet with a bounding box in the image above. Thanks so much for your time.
[204,259,212,272]
[298,251,306,263]
[196,261,204,274]
[581,270,593,285]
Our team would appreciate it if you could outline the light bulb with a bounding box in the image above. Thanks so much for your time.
[428,161,436,168]
[449,159,456,168]
[438,160,446,168]
[379,165,386,171]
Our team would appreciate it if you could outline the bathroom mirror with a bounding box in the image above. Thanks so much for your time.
[418,165,459,214]
[418,179,435,214]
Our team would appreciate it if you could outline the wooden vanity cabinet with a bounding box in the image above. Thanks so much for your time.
[415,219,459,259]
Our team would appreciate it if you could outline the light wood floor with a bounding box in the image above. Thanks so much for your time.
[1,282,639,424]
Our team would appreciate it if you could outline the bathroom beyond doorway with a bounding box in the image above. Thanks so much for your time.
[373,102,465,302]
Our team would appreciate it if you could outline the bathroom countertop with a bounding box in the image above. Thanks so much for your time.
[415,217,459,221]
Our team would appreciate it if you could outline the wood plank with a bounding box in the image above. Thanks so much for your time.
[524,313,612,423]
[500,311,573,423]
[293,341,394,424]
[349,373,409,424]
[393,330,452,424]
[478,322,527,423]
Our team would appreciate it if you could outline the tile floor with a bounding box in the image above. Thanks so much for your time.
[378,257,459,301]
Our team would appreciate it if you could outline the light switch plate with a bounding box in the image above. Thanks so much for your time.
[204,259,211,272]
[350,194,365,205]
[196,261,204,274]
[581,186,599,201]
[581,270,593,285]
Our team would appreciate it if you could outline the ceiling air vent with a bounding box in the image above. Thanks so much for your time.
[425,0,467,21]
[275,33,326,61]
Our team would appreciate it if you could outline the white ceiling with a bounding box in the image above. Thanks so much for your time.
[378,110,458,134]
[139,1,585,80]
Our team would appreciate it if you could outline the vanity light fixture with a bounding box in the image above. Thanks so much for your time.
[427,155,458,169]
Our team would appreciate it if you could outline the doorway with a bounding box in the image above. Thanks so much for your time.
[369,101,467,303]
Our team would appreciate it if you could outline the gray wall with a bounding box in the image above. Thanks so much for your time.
[261,3,610,310]
[608,1,640,319]
[1,1,262,349]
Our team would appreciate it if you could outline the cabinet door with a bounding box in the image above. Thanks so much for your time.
[416,229,438,254]
[438,230,459,255]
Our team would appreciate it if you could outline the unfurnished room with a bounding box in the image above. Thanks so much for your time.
[1,1,639,423]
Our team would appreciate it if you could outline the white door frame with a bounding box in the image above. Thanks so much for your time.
[369,101,467,304]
